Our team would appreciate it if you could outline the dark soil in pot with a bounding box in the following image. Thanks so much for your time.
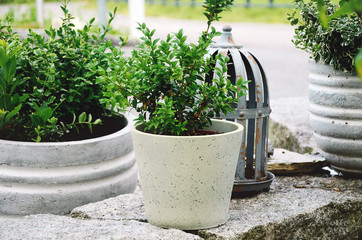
[0,113,127,142]
[58,113,128,141]
[197,129,223,135]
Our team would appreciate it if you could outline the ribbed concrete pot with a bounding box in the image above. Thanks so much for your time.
[309,60,362,177]
[131,119,243,230]
[0,113,138,215]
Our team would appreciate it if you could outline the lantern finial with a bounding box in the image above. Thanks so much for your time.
[222,25,232,32]
[210,25,243,49]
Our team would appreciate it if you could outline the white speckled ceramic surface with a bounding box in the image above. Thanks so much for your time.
[131,119,243,230]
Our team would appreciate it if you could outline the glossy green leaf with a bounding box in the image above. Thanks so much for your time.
[78,112,86,123]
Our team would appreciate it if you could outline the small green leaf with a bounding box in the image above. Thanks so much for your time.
[4,103,21,122]
[40,107,53,122]
[78,112,86,123]
[355,47,362,80]
[88,123,93,134]
[30,115,44,127]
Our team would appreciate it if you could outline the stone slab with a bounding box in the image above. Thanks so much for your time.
[1,174,361,239]
[269,97,320,154]
[70,186,146,221]
[268,148,327,174]
[0,214,201,240]
[71,174,361,239]
[0,213,200,240]
[201,175,362,239]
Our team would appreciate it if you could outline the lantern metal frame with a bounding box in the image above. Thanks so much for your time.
[208,26,274,193]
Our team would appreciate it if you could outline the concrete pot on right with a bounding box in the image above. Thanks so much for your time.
[308,60,362,177]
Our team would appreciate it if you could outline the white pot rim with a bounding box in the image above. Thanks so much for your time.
[132,119,243,139]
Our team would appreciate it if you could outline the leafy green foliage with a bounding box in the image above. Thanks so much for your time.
[0,16,15,42]
[314,0,362,79]
[120,0,247,136]
[288,0,361,72]
[356,47,362,78]
[202,0,234,27]
[0,39,25,134]
[0,0,128,141]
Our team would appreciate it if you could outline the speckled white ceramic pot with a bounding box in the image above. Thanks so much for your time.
[131,119,243,230]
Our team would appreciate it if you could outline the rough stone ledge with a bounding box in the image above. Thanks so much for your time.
[200,175,362,239]
[269,97,320,154]
[0,214,201,240]
[201,199,361,240]
[1,174,360,240]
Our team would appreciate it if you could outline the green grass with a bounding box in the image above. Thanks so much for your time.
[1,0,342,27]
[105,2,294,24]
[1,2,53,29]
[103,0,341,24]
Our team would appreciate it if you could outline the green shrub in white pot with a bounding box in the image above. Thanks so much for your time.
[110,0,247,230]
[0,1,137,215]
[288,0,362,177]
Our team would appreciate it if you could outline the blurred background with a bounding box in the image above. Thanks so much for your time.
[0,0,329,100]
[0,0,299,29]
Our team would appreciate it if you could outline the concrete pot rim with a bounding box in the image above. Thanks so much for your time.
[0,112,132,146]
[132,119,243,139]
[308,59,357,76]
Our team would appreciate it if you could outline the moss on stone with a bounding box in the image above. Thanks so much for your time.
[269,119,313,154]
[224,200,362,240]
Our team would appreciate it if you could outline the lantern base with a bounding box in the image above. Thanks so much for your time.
[232,172,275,196]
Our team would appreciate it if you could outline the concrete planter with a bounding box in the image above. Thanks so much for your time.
[131,119,243,230]
[0,113,138,215]
[308,60,362,176]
